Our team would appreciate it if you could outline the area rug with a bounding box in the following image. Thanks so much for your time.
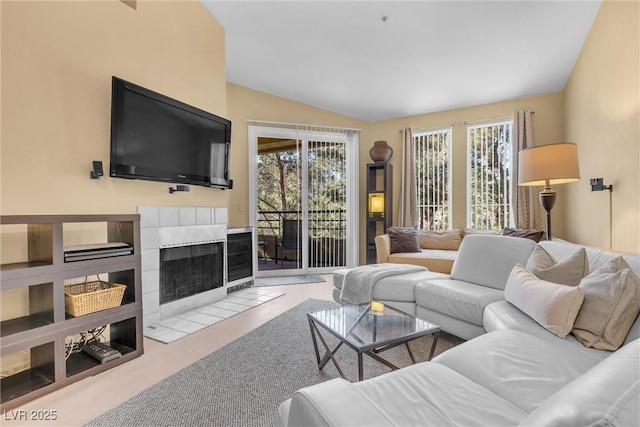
[86,299,464,427]
[254,274,326,287]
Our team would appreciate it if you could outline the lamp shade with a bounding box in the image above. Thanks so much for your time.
[368,193,385,213]
[518,143,580,187]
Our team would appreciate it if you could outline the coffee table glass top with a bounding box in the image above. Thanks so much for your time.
[308,303,440,352]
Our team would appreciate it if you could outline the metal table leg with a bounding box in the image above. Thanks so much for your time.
[308,318,347,379]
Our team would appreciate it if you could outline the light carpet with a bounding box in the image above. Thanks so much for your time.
[254,274,326,287]
[86,299,464,427]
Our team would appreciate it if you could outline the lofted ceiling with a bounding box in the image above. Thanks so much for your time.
[201,1,602,122]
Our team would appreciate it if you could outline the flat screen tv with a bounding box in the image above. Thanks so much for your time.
[110,76,232,189]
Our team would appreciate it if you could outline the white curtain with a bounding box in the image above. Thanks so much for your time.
[511,110,544,230]
[398,127,418,227]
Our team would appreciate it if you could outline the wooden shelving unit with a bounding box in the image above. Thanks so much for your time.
[366,163,392,264]
[0,214,143,410]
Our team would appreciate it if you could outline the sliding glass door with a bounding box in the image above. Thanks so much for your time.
[248,124,359,276]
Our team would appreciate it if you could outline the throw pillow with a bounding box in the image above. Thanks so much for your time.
[572,257,640,351]
[417,229,463,251]
[526,245,589,286]
[505,264,584,339]
[503,227,544,243]
[388,228,420,254]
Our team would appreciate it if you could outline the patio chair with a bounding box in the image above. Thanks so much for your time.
[277,219,302,267]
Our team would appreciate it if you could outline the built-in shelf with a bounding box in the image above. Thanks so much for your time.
[0,261,52,272]
[1,315,53,338]
[0,342,55,405]
[0,214,143,410]
[366,163,392,264]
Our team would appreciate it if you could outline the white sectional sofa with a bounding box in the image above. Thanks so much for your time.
[278,235,640,426]
[335,234,539,339]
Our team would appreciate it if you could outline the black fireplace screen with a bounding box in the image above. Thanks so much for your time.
[160,242,224,305]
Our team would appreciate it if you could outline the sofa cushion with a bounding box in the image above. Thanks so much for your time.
[483,300,612,364]
[503,227,544,242]
[388,249,457,274]
[526,245,589,286]
[463,228,503,236]
[573,257,640,351]
[451,234,537,290]
[624,314,640,346]
[333,268,447,302]
[434,329,605,414]
[286,362,527,427]
[416,278,504,326]
[504,265,584,338]
[519,339,640,427]
[484,300,563,341]
[418,229,463,250]
[388,228,420,253]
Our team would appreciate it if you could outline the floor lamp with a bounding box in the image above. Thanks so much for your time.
[518,143,580,240]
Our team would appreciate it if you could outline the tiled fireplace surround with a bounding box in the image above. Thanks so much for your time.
[138,206,228,328]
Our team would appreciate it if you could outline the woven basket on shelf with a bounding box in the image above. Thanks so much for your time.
[64,280,126,317]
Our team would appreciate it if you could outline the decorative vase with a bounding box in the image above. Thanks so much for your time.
[369,140,393,163]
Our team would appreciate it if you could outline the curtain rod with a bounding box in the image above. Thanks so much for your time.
[399,125,452,134]
[462,110,535,126]
[246,119,362,132]
[398,110,535,132]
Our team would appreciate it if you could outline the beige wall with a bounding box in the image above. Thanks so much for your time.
[1,0,228,215]
[225,83,368,227]
[564,0,639,253]
[368,93,565,234]
[226,82,565,262]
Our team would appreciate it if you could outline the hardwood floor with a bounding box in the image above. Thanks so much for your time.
[1,277,335,427]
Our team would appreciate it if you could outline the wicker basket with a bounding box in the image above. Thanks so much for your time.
[64,280,126,317]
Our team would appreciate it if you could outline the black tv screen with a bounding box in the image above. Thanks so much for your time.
[110,76,232,189]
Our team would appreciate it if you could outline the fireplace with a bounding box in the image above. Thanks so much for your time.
[138,206,228,327]
[160,242,224,304]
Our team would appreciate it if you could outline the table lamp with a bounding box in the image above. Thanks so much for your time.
[518,143,580,240]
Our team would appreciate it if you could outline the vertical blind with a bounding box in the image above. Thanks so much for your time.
[301,125,348,268]
[414,128,452,231]
[250,120,359,271]
[467,120,513,229]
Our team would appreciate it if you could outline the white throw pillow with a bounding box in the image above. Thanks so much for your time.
[526,245,588,286]
[572,257,640,351]
[505,264,584,338]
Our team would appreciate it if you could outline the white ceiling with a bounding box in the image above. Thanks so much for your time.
[201,1,602,122]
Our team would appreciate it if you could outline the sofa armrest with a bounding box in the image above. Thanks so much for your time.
[286,379,394,426]
[519,340,640,427]
[375,234,391,263]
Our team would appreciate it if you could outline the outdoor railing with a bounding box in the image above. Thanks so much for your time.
[257,209,346,239]
[257,209,347,267]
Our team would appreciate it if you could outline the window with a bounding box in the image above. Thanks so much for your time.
[415,128,452,230]
[467,120,513,230]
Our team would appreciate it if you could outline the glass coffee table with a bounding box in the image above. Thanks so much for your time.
[307,302,440,381]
